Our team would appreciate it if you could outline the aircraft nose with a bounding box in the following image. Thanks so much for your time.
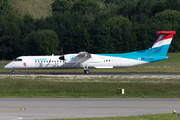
[4,63,11,69]
[4,64,8,69]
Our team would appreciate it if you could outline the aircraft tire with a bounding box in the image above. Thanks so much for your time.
[12,70,15,74]
[84,70,90,74]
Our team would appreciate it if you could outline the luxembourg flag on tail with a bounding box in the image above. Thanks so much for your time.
[148,31,176,56]
[151,31,176,48]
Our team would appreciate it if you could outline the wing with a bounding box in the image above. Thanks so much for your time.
[77,51,92,57]
[69,52,91,67]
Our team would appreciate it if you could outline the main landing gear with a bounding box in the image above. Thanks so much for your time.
[84,70,90,74]
[83,65,90,74]
[12,70,15,74]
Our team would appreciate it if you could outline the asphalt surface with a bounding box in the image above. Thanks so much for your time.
[1,72,180,76]
[0,72,180,120]
[0,98,179,120]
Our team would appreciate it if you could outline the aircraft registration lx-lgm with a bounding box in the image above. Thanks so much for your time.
[4,31,176,74]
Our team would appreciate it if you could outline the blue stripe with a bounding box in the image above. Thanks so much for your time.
[96,45,170,62]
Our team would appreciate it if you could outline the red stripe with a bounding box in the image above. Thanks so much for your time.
[155,34,173,43]
[161,34,173,40]
[156,31,176,35]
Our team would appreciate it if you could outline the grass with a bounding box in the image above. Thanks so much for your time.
[0,75,180,98]
[48,113,177,120]
[1,52,180,73]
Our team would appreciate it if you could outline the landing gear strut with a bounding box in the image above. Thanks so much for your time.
[83,65,90,74]
[12,70,15,74]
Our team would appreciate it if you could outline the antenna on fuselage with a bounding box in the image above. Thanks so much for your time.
[61,47,63,55]
[59,47,65,62]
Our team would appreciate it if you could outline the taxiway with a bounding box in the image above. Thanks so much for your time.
[0,98,179,120]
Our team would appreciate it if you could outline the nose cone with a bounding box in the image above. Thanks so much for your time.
[4,63,12,69]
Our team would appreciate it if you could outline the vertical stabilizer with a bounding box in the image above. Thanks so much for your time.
[149,31,176,56]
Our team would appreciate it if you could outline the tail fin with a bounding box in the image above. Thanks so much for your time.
[148,31,176,56]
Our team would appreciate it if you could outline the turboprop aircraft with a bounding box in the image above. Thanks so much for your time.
[4,31,176,74]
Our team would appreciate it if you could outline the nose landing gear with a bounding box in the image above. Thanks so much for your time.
[12,70,15,74]
[83,65,90,74]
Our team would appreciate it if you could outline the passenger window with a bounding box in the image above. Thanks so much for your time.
[54,61,56,62]
[57,60,59,62]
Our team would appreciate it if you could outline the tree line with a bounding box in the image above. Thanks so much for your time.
[1,0,180,60]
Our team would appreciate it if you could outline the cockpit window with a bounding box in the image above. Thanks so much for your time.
[14,59,22,61]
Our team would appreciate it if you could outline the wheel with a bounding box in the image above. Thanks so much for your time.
[12,70,15,74]
[85,70,90,74]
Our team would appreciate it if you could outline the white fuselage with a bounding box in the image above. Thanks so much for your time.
[4,54,148,70]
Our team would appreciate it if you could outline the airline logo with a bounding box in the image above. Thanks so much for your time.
[70,55,76,61]
[23,62,26,67]
[55,63,59,67]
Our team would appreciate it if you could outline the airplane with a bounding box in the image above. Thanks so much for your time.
[4,31,176,74]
